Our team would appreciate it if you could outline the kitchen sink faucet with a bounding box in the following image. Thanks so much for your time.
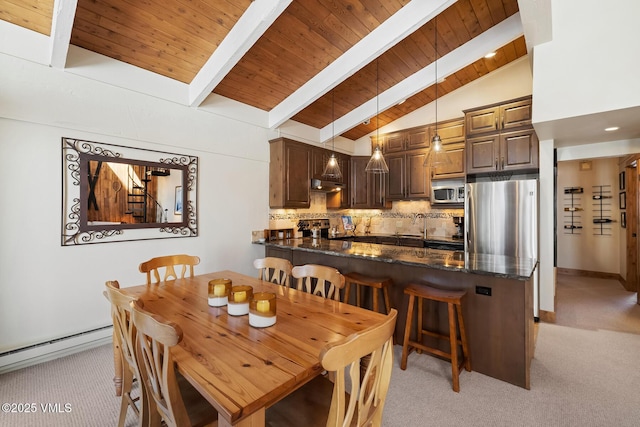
[412,213,428,239]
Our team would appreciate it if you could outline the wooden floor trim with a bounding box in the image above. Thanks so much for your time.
[557,268,624,283]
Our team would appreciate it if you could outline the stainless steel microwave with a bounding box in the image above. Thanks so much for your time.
[432,182,465,204]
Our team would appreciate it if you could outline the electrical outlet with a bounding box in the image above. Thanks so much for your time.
[476,286,491,296]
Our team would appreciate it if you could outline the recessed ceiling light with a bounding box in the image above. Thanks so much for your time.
[484,52,496,58]
[605,126,619,132]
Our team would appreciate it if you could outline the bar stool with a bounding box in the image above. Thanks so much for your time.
[400,283,471,392]
[343,272,392,314]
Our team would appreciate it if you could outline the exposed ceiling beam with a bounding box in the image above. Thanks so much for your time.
[320,13,524,142]
[188,0,292,107]
[268,0,457,130]
[49,0,78,69]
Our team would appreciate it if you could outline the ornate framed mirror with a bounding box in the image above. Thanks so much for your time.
[62,137,198,245]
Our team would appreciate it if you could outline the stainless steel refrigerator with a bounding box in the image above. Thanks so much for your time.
[465,179,540,318]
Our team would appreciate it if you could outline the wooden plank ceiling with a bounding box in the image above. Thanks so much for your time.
[0,0,525,141]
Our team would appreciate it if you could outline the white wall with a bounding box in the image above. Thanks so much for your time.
[0,54,269,353]
[556,158,621,273]
[532,0,640,123]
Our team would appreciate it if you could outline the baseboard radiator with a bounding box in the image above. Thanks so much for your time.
[0,325,113,375]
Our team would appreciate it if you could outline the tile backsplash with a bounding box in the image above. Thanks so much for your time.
[269,193,463,238]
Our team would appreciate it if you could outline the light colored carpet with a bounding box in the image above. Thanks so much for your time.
[1,274,639,426]
[555,274,640,333]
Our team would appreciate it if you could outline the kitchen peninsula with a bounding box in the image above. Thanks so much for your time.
[258,238,537,389]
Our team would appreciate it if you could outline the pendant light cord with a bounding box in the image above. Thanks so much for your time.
[434,16,438,135]
[332,89,335,150]
[376,58,380,148]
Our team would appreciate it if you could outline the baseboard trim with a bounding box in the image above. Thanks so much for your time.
[0,326,113,374]
[539,309,556,323]
[557,268,623,283]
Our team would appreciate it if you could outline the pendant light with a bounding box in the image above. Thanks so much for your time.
[322,90,343,180]
[432,16,442,152]
[425,16,448,169]
[365,58,389,173]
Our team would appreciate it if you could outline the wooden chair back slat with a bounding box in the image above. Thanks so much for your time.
[139,254,200,284]
[292,264,345,301]
[253,257,293,287]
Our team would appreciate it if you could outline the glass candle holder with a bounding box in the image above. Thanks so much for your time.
[208,278,232,307]
[227,285,253,316]
[249,292,277,327]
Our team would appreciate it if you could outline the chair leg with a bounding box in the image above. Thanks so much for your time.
[117,367,133,427]
[382,286,391,315]
[344,281,351,305]
[457,303,471,372]
[401,294,415,370]
[372,288,379,313]
[448,302,460,392]
[416,297,423,354]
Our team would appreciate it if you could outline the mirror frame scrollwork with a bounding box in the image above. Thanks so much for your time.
[61,137,198,246]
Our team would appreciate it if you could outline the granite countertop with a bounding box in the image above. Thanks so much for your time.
[258,238,537,280]
[327,233,463,244]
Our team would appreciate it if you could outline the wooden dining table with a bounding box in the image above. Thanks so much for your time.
[118,270,387,427]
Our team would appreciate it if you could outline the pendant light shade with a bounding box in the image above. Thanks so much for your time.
[322,152,342,180]
[365,146,389,173]
[366,58,389,174]
[322,90,343,180]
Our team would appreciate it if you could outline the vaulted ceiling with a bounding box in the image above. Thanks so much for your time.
[1,0,528,142]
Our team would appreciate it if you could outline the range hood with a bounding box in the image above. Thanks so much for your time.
[310,178,344,192]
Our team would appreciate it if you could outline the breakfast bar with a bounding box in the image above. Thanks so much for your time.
[259,238,537,389]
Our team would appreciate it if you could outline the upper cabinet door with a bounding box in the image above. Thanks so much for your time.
[500,98,533,131]
[384,131,405,153]
[432,143,465,179]
[465,96,532,137]
[406,126,430,150]
[435,118,465,145]
[465,107,500,136]
[500,129,539,171]
[386,153,406,200]
[466,134,500,174]
[269,138,311,209]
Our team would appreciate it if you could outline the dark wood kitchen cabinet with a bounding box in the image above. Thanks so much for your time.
[350,156,390,209]
[430,117,465,180]
[326,152,350,209]
[466,128,539,174]
[269,137,311,208]
[465,96,538,175]
[386,149,430,200]
[375,125,430,154]
[465,96,533,137]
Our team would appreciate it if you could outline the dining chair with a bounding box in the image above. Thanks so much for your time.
[253,257,293,287]
[104,280,145,427]
[130,300,218,427]
[291,264,345,301]
[266,308,397,427]
[139,254,200,284]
